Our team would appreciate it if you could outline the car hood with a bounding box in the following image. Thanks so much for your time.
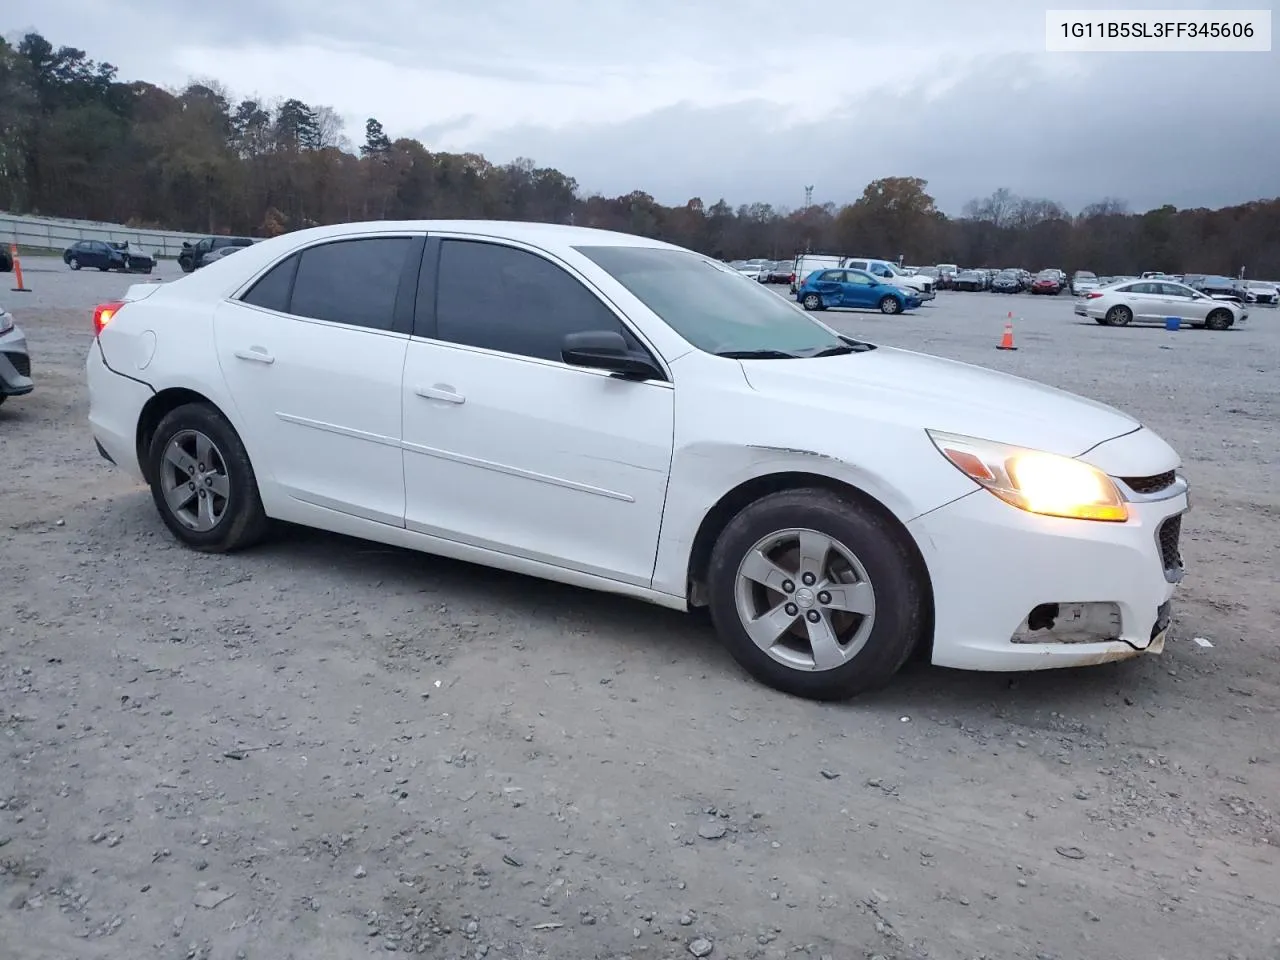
[739,346,1141,457]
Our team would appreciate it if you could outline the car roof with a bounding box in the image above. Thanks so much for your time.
[147,220,691,300]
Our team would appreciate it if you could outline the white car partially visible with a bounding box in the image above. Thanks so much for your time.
[87,220,1188,700]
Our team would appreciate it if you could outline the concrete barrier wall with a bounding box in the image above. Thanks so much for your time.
[0,212,206,259]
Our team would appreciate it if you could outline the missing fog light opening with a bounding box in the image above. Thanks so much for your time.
[1011,601,1123,645]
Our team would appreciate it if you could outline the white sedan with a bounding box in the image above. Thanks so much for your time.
[87,221,1189,700]
[1075,278,1247,330]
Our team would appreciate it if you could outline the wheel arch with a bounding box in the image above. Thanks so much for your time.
[136,387,233,485]
[683,470,935,660]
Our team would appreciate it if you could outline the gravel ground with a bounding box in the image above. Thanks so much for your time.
[2,257,1277,960]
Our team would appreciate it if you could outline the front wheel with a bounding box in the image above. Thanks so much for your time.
[1205,309,1233,331]
[879,295,901,314]
[801,293,823,311]
[705,489,927,700]
[147,403,270,553]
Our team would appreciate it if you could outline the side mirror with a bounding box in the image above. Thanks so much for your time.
[561,330,662,381]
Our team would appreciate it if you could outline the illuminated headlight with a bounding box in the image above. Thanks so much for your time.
[927,430,1129,522]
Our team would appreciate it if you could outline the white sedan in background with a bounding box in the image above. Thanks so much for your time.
[1076,278,1247,330]
[87,221,1188,700]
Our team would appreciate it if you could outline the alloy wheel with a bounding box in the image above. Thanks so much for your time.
[733,527,877,671]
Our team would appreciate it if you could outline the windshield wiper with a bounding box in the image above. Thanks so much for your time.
[714,349,800,359]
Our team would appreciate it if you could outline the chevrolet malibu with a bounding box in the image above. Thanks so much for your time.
[86,221,1189,700]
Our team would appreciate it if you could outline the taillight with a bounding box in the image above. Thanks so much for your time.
[789,273,796,283]
[93,300,125,336]
[1085,292,1103,299]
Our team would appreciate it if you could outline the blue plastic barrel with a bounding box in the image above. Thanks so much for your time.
[1164,315,1181,331]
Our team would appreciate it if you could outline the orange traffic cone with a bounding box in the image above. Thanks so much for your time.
[996,312,1016,350]
[10,244,31,293]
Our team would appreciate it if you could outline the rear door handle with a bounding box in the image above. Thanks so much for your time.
[234,347,275,364]
[416,385,465,404]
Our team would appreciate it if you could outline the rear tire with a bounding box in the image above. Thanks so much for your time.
[801,293,823,311]
[705,488,927,700]
[1205,309,1232,331]
[147,403,270,553]
[1105,305,1132,326]
[69,258,81,270]
[879,296,901,315]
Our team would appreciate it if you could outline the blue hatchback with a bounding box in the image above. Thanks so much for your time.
[796,268,921,315]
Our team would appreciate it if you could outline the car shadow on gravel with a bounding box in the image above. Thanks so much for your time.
[254,519,729,656]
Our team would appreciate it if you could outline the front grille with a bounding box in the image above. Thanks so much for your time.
[1122,470,1175,495]
[1158,515,1182,573]
[3,351,30,377]
[1255,293,1276,304]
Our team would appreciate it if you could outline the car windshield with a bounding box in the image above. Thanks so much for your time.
[576,245,854,357]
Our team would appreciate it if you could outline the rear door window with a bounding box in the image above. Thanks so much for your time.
[289,238,416,331]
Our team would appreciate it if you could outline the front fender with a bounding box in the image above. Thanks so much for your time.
[650,439,975,599]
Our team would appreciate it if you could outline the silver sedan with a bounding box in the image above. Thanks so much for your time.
[1074,279,1247,330]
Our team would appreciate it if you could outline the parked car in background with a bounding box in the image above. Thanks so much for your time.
[991,271,1022,293]
[63,239,155,274]
[797,268,922,315]
[735,259,771,282]
[915,266,940,284]
[1076,279,1245,330]
[953,269,986,292]
[1070,271,1098,296]
[843,258,936,300]
[935,264,959,289]
[1245,280,1278,305]
[1031,270,1063,295]
[0,304,33,407]
[178,236,256,273]
[85,219,1192,700]
[203,246,248,265]
[764,260,794,284]
[1183,275,1254,304]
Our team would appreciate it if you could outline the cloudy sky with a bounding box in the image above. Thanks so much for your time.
[5,0,1278,214]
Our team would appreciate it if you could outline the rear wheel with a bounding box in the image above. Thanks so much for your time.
[1205,309,1233,331]
[706,488,926,700]
[147,403,270,553]
[69,257,81,270]
[1105,305,1132,326]
[801,293,823,311]
[879,296,901,314]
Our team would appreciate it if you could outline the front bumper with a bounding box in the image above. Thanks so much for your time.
[0,326,33,396]
[908,477,1188,672]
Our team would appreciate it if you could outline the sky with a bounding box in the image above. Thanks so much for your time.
[5,0,1278,215]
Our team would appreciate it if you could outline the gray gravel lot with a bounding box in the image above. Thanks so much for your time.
[2,256,1277,960]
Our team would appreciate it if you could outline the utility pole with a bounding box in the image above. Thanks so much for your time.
[804,185,814,209]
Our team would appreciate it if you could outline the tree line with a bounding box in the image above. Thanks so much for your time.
[2,32,1277,277]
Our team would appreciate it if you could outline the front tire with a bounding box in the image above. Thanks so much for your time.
[147,403,270,553]
[879,295,901,314]
[1205,309,1233,331]
[706,488,927,700]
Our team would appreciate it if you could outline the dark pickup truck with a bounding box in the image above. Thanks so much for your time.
[178,236,255,273]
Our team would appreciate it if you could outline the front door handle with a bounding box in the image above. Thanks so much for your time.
[234,347,275,364]
[416,385,465,404]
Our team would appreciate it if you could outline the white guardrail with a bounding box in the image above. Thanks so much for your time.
[1,211,206,258]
